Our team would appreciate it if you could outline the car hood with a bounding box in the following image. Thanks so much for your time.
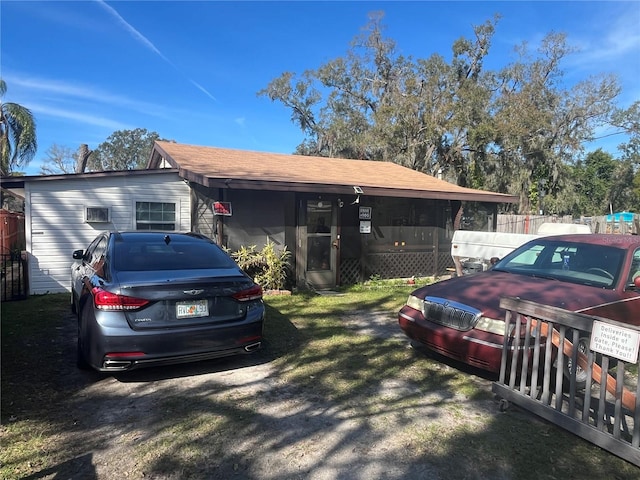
[410,271,629,320]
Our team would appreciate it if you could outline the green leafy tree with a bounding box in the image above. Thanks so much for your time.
[490,34,619,212]
[632,172,640,213]
[87,128,162,171]
[0,78,37,175]
[573,149,619,215]
[612,101,640,151]
[611,101,640,212]
[609,158,636,212]
[539,162,579,216]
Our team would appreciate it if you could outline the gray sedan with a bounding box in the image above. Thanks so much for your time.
[71,231,265,372]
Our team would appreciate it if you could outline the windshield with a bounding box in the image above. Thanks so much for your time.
[492,239,624,288]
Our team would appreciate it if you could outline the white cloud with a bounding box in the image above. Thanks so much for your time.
[5,73,174,120]
[580,14,640,63]
[95,0,217,102]
[190,80,217,102]
[95,0,171,63]
[28,103,130,131]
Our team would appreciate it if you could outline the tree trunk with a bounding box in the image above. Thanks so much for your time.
[76,144,91,173]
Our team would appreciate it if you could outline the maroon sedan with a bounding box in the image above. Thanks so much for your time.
[399,234,640,375]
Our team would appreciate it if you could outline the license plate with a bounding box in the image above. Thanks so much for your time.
[176,299,209,319]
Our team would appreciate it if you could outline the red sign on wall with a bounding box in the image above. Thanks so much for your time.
[213,201,232,216]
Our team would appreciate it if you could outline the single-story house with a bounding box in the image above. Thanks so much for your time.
[1,141,517,295]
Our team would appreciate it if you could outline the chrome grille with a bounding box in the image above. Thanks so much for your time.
[423,296,481,331]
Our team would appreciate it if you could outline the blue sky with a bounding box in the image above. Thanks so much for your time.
[2,1,639,175]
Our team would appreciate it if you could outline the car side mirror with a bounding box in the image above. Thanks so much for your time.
[635,276,640,289]
[72,249,84,260]
[490,257,500,266]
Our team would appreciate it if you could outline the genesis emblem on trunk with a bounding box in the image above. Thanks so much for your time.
[184,289,204,295]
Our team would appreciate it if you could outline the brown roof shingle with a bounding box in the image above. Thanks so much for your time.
[150,141,518,203]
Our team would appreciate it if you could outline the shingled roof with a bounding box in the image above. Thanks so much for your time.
[149,141,518,204]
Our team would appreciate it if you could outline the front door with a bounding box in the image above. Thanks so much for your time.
[305,199,337,289]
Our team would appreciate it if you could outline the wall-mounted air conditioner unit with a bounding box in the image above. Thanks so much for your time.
[85,206,110,223]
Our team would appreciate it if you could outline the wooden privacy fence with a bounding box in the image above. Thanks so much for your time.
[0,209,27,300]
[492,297,640,467]
[497,214,639,235]
[0,209,24,253]
[497,215,576,234]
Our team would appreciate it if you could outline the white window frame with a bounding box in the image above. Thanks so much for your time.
[133,199,180,231]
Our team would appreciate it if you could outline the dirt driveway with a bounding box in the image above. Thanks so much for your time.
[7,291,638,480]
[21,309,508,480]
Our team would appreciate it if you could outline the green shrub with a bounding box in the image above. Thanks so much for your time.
[231,244,262,278]
[231,241,292,291]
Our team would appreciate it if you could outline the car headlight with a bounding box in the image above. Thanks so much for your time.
[405,295,424,315]
[475,316,509,335]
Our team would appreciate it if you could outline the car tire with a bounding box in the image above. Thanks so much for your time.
[563,336,589,390]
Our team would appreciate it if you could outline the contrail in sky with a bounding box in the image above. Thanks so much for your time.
[95,0,217,102]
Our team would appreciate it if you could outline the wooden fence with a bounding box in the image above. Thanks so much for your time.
[0,209,27,300]
[497,214,639,235]
[0,209,25,254]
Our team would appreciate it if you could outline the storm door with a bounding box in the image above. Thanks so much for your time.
[305,200,337,289]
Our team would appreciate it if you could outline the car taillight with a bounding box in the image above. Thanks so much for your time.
[92,287,150,311]
[232,284,263,302]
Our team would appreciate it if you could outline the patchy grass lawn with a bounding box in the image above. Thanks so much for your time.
[1,285,638,479]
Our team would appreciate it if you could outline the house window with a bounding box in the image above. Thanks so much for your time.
[85,206,110,223]
[135,202,176,230]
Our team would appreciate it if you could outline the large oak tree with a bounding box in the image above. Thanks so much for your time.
[259,12,623,214]
[87,128,162,171]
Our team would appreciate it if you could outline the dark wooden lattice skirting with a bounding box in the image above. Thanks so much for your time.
[340,258,361,285]
[340,252,454,284]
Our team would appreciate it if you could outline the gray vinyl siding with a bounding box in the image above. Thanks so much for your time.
[25,172,190,294]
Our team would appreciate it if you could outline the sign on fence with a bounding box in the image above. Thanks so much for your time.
[590,320,640,363]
